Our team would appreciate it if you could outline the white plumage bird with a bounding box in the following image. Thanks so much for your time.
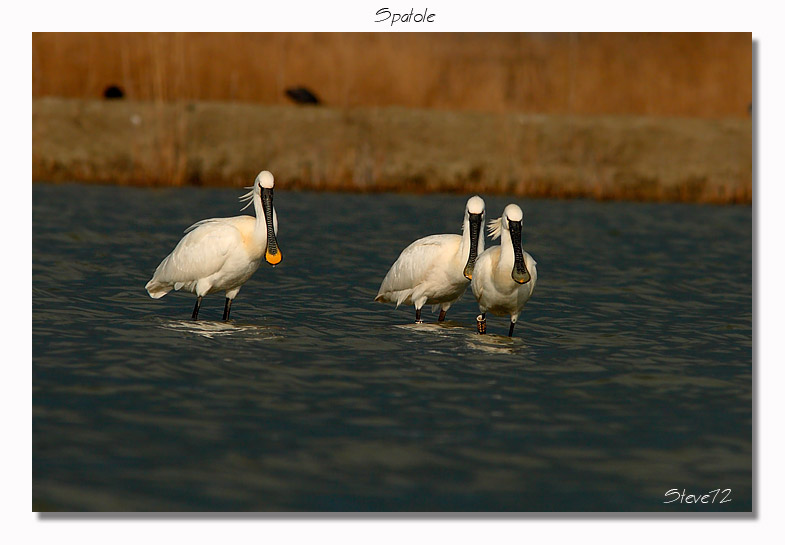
[375,196,486,323]
[145,170,282,320]
[471,203,537,337]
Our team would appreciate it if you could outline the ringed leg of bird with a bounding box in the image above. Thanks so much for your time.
[477,313,487,334]
[223,298,232,321]
[438,309,447,322]
[192,296,203,320]
[415,307,423,324]
[508,321,516,337]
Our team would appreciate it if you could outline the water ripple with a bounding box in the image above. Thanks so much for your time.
[33,184,752,511]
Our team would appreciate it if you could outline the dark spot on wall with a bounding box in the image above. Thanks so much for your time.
[103,85,125,99]
[285,87,320,105]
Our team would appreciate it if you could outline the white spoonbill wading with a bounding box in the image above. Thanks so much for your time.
[375,196,486,323]
[471,203,537,337]
[145,170,282,320]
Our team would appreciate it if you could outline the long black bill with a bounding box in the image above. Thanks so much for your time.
[508,220,531,284]
[262,188,282,265]
[463,212,483,279]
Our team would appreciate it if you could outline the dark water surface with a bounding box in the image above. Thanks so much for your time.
[33,183,752,512]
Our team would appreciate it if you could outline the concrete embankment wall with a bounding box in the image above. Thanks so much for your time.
[33,97,752,203]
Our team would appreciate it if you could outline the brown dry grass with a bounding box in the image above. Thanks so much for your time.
[32,34,751,202]
[32,33,752,117]
[32,97,751,204]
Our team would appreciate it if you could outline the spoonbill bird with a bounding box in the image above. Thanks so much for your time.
[471,203,537,337]
[375,196,485,323]
[145,170,282,320]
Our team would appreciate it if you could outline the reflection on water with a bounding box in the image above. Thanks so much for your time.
[395,322,526,355]
[33,183,752,511]
[159,319,284,340]
[465,335,526,356]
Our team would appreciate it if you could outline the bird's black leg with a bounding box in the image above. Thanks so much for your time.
[223,298,232,321]
[192,296,203,320]
[477,313,486,334]
[508,321,516,337]
[438,309,447,322]
[415,308,423,323]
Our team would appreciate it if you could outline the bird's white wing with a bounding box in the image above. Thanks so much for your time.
[183,215,252,234]
[377,234,456,296]
[152,220,244,284]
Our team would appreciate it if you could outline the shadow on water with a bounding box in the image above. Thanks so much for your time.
[33,183,752,512]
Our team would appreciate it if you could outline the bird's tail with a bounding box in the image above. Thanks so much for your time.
[375,289,411,308]
[145,278,171,299]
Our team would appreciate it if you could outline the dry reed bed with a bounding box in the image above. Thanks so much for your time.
[32,97,752,204]
[33,33,752,118]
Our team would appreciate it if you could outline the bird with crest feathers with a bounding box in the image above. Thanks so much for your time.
[471,203,537,337]
[376,196,486,323]
[145,170,282,321]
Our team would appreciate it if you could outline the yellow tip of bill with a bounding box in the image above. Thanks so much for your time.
[266,250,282,265]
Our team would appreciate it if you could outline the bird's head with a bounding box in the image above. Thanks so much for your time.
[255,171,281,266]
[463,195,486,280]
